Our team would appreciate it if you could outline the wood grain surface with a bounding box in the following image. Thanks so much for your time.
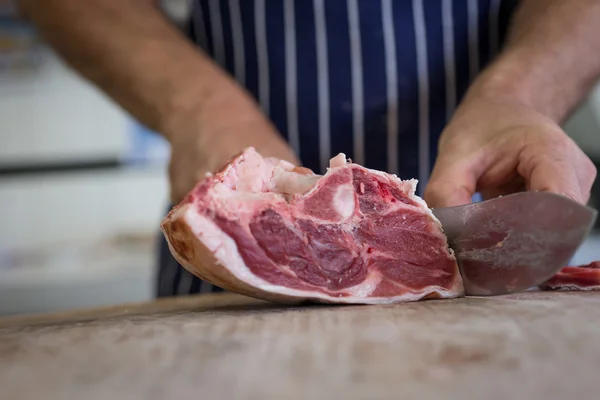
[1,291,600,400]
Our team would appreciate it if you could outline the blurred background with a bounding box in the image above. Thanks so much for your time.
[1,0,599,316]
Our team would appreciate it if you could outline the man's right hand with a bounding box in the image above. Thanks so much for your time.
[167,86,299,204]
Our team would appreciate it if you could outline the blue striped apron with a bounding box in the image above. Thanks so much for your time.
[157,0,518,297]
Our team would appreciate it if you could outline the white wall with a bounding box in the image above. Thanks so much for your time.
[0,52,130,165]
[0,49,169,250]
[0,168,168,250]
[0,50,168,314]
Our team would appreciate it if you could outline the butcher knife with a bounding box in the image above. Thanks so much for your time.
[431,191,598,296]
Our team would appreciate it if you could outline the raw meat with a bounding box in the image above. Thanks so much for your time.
[161,147,464,304]
[540,261,600,291]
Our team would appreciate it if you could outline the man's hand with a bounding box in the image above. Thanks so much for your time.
[425,0,600,209]
[168,87,299,204]
[424,95,596,208]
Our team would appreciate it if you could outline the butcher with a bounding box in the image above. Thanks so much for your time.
[18,0,598,297]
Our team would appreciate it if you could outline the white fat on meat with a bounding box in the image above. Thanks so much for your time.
[333,184,356,220]
[329,153,348,168]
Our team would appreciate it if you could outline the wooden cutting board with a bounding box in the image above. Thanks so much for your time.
[1,291,600,400]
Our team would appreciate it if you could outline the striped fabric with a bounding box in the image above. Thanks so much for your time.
[157,0,518,298]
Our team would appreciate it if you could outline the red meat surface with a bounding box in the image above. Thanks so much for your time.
[540,261,600,291]
[161,147,463,304]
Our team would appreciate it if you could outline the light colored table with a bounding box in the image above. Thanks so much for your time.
[1,291,599,400]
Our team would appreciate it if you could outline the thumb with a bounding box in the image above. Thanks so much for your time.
[424,160,477,209]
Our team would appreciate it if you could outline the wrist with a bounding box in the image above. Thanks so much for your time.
[464,49,572,123]
[161,69,294,162]
[157,58,263,143]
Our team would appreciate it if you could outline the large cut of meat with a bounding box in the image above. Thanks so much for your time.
[161,147,464,304]
[540,261,600,291]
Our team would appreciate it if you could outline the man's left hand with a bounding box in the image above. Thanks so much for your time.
[424,96,597,208]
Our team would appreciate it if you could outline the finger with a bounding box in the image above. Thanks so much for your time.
[575,155,597,204]
[523,157,584,203]
[424,161,478,208]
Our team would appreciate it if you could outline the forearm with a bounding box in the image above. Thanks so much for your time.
[466,0,600,123]
[17,0,251,141]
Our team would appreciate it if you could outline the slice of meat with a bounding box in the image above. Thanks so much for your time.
[539,261,600,291]
[160,147,464,304]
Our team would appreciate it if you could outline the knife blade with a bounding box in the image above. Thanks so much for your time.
[431,191,598,296]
